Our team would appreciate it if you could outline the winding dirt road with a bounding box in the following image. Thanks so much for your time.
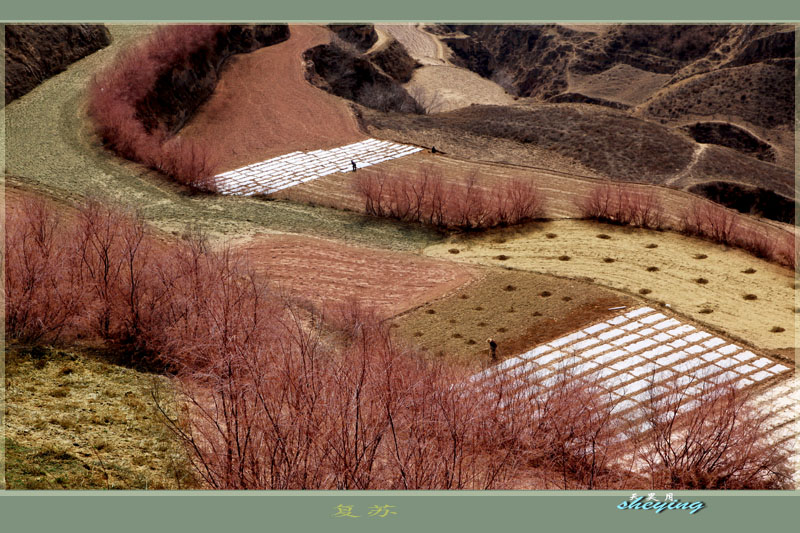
[378,24,449,65]
[379,24,515,112]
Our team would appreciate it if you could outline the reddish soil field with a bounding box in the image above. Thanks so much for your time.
[241,233,480,317]
[179,25,365,172]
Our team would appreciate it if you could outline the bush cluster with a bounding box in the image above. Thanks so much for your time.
[355,169,545,230]
[87,25,229,191]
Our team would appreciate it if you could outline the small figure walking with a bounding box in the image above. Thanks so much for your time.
[431,146,438,154]
[487,338,498,361]
[351,160,357,172]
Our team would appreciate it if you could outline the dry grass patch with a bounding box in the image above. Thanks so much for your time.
[393,269,628,365]
[4,345,197,490]
[425,219,795,351]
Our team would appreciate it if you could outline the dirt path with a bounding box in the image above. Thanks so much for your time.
[378,24,448,65]
[665,143,707,186]
[424,220,796,352]
[366,26,391,54]
[179,25,365,172]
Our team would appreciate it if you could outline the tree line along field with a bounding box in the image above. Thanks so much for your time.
[3,23,797,490]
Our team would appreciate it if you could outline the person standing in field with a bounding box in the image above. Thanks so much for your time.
[488,338,498,361]
[351,160,357,172]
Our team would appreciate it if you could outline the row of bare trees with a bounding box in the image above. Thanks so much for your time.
[355,169,545,230]
[577,183,664,229]
[5,197,793,489]
[578,182,796,269]
[87,25,221,191]
[681,201,796,268]
[4,197,262,357]
[155,306,532,490]
[5,198,144,344]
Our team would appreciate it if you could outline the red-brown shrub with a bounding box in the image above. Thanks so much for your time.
[578,183,664,229]
[681,200,739,245]
[87,25,223,191]
[734,227,775,260]
[4,198,84,342]
[634,379,793,489]
[681,199,798,268]
[355,170,544,230]
[772,231,797,270]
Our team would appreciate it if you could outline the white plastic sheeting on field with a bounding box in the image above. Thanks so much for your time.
[214,139,423,196]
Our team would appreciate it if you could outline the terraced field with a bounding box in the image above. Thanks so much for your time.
[179,24,365,171]
[242,233,479,317]
[474,306,792,413]
[426,219,797,352]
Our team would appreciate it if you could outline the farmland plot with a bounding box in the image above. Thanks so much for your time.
[472,307,794,439]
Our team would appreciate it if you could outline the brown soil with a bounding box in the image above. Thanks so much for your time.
[179,24,365,172]
[240,233,479,318]
[393,268,631,367]
[4,186,80,224]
